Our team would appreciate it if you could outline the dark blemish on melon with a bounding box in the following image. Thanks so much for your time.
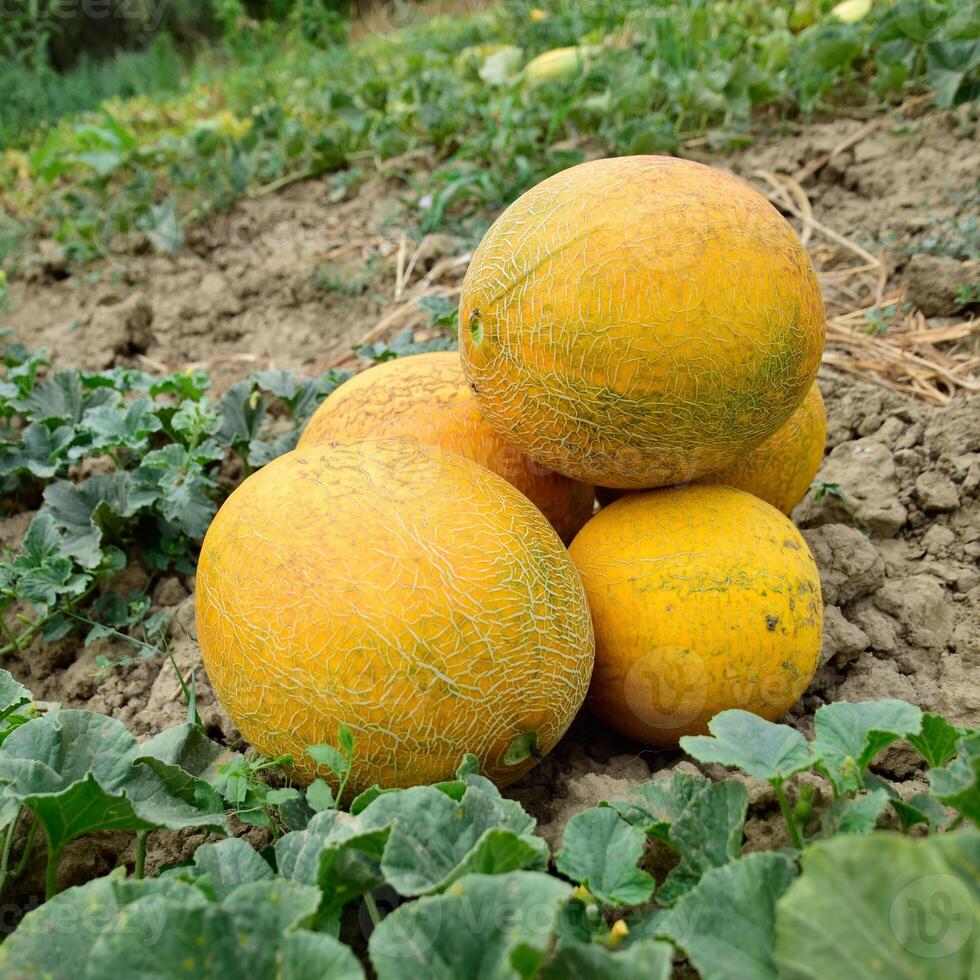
[766,614,779,631]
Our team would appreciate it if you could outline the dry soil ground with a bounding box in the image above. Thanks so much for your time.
[0,106,977,895]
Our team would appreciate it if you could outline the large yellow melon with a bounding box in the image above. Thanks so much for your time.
[597,382,827,515]
[196,439,595,794]
[459,156,825,488]
[568,485,822,746]
[298,352,594,543]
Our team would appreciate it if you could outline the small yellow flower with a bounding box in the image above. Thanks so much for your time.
[530,8,548,22]
[609,919,629,948]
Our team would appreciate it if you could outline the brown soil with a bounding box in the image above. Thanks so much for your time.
[1,107,977,893]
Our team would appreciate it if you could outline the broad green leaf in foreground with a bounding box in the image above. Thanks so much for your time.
[929,732,980,826]
[811,699,923,775]
[0,873,343,980]
[680,710,813,781]
[556,806,655,906]
[536,938,673,980]
[174,837,274,900]
[281,931,365,980]
[0,872,202,974]
[657,779,749,906]
[368,871,571,980]
[658,851,797,980]
[0,710,227,867]
[774,830,980,979]
[603,770,708,840]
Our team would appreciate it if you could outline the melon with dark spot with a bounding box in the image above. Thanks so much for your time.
[298,351,595,543]
[568,485,823,746]
[459,156,825,489]
[195,438,595,795]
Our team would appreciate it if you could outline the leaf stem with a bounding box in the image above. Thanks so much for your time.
[773,778,805,851]
[0,616,22,653]
[44,833,60,901]
[364,890,382,928]
[134,830,149,880]
[11,819,38,882]
[0,808,20,895]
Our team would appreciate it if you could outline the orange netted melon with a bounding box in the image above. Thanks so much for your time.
[568,485,822,746]
[596,382,827,515]
[459,155,825,489]
[196,438,595,794]
[297,352,594,543]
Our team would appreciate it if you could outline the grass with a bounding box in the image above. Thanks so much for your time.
[1,0,977,271]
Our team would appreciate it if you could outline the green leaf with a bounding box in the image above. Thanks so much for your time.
[276,809,390,917]
[681,710,813,782]
[133,445,219,539]
[281,930,365,979]
[357,783,543,896]
[891,792,951,833]
[0,668,31,717]
[0,874,203,974]
[187,838,275,899]
[774,830,980,979]
[658,852,797,980]
[908,712,963,768]
[556,806,655,906]
[82,397,162,452]
[43,473,156,567]
[456,753,480,778]
[929,732,980,826]
[537,939,673,979]
[819,788,890,836]
[307,778,335,812]
[337,722,355,757]
[658,780,749,906]
[0,422,74,479]
[368,871,571,979]
[604,770,708,840]
[217,379,266,451]
[307,742,350,777]
[812,700,923,790]
[0,710,228,857]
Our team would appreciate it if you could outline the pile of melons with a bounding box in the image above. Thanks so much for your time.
[197,156,826,797]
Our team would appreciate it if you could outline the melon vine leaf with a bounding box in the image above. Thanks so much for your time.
[818,788,890,837]
[556,805,655,907]
[0,873,202,975]
[174,837,275,900]
[603,770,708,841]
[536,939,674,980]
[908,711,966,769]
[811,699,923,793]
[680,710,813,782]
[773,830,980,979]
[0,669,30,717]
[0,422,74,479]
[657,780,749,906]
[891,791,951,833]
[134,445,218,538]
[658,852,797,980]
[0,710,228,882]
[358,782,543,896]
[281,930,366,980]
[81,396,162,454]
[928,732,980,826]
[367,871,571,980]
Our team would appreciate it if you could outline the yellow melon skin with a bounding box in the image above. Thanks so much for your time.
[597,382,827,515]
[568,485,822,747]
[297,352,594,543]
[195,439,595,794]
[459,155,826,489]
